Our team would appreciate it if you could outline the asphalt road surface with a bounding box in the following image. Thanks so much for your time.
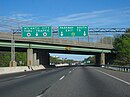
[0,66,130,97]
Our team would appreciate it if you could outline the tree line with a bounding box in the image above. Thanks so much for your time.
[113,29,130,66]
[0,52,26,67]
[50,56,75,65]
[84,29,130,66]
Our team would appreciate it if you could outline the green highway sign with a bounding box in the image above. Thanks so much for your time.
[22,26,52,38]
[58,26,88,37]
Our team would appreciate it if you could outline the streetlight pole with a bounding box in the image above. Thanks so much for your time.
[11,30,15,62]
[10,29,17,67]
[10,28,21,67]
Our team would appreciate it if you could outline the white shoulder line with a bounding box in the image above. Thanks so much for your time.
[96,69,130,86]
[14,75,27,79]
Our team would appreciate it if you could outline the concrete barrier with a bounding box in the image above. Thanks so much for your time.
[31,65,45,70]
[55,63,69,67]
[0,65,45,75]
[0,66,30,75]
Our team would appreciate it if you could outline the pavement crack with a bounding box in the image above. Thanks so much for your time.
[37,86,51,97]
[37,69,71,97]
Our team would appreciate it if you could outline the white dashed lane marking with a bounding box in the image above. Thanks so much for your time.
[59,75,65,80]
[69,71,72,73]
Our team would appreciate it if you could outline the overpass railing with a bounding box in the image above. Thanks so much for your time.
[0,32,113,49]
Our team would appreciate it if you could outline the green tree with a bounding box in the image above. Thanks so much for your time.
[0,52,11,67]
[16,52,26,66]
[0,52,27,67]
[50,56,75,65]
[113,29,130,66]
[50,56,61,64]
[82,56,95,64]
[65,59,74,65]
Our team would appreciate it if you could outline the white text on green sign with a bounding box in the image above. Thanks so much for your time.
[22,26,52,38]
[58,26,88,37]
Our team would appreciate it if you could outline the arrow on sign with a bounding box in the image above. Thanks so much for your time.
[36,33,38,36]
[83,31,86,36]
[61,32,63,36]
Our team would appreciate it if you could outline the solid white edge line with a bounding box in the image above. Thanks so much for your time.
[96,69,130,86]
[59,75,65,80]
[14,75,27,79]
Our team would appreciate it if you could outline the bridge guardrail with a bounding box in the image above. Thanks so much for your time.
[0,32,113,49]
[102,65,130,72]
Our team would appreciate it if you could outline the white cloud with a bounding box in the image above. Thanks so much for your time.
[46,9,111,24]
[0,13,46,31]
[1,7,130,30]
[45,8,130,27]
[10,13,33,22]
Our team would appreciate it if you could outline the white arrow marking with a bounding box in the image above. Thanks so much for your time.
[36,33,38,36]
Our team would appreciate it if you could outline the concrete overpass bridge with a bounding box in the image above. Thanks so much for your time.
[0,28,127,67]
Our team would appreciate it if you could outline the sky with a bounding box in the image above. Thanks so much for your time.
[0,0,130,27]
[0,0,130,60]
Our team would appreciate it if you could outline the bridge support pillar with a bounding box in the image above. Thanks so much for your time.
[27,49,33,66]
[101,52,105,65]
[96,54,101,66]
[33,53,38,66]
[105,53,116,65]
[36,51,50,68]
[95,52,105,66]
[9,61,17,67]
[36,59,40,66]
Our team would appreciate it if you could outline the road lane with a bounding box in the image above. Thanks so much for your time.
[96,69,130,85]
[0,66,130,97]
[41,67,130,97]
[0,67,72,97]
[95,67,130,83]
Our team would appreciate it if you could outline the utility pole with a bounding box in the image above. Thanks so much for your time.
[10,29,17,67]
[11,30,15,62]
[10,28,21,67]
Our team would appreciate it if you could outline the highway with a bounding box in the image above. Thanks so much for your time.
[0,66,130,97]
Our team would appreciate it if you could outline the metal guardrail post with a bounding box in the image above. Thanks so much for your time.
[103,65,130,72]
